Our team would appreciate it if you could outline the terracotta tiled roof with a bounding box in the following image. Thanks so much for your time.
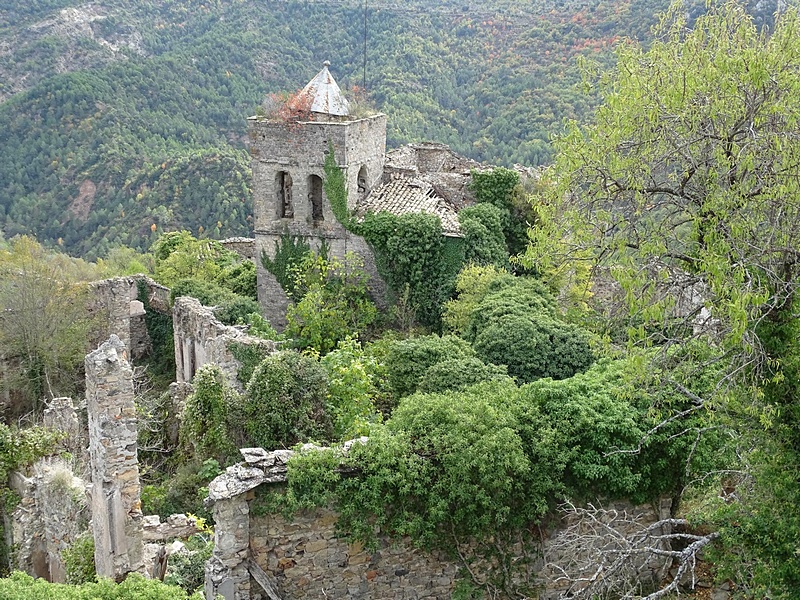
[357,175,462,237]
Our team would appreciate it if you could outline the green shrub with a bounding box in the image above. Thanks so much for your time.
[170,279,259,326]
[0,571,203,599]
[384,334,475,399]
[153,231,236,288]
[214,295,261,326]
[244,351,332,449]
[442,264,515,335]
[320,338,384,439]
[179,365,238,464]
[228,340,273,388]
[285,253,377,355]
[0,424,63,483]
[140,459,221,522]
[469,167,532,257]
[473,313,594,383]
[163,533,213,595]
[62,533,96,585]
[417,357,512,394]
[219,259,257,300]
[463,277,558,342]
[273,357,716,592]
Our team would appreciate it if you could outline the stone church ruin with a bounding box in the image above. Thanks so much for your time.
[1,64,732,600]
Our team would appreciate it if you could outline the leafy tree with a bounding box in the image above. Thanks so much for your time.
[527,2,800,594]
[285,253,377,355]
[0,236,101,414]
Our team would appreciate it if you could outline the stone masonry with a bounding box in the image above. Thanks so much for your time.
[205,445,673,600]
[172,296,278,391]
[85,335,144,580]
[9,458,88,583]
[249,76,388,329]
[90,276,170,360]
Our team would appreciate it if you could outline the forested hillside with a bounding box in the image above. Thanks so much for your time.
[0,0,780,257]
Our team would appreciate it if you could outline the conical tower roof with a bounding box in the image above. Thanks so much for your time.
[289,61,350,117]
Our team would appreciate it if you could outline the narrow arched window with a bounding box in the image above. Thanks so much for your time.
[309,174,324,222]
[357,165,368,197]
[276,171,294,218]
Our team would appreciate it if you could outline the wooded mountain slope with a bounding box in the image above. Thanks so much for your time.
[0,0,778,257]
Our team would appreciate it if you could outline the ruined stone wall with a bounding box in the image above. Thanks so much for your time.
[205,446,671,600]
[220,237,257,261]
[250,508,457,599]
[172,296,277,389]
[9,458,88,583]
[90,276,170,360]
[85,335,143,580]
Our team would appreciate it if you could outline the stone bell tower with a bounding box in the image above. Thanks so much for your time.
[248,62,387,328]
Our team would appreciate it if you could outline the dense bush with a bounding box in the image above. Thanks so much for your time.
[473,313,594,383]
[469,167,534,257]
[170,278,259,326]
[442,264,515,336]
[260,233,312,299]
[219,259,257,301]
[140,458,222,522]
[417,357,512,394]
[460,276,594,383]
[278,359,714,553]
[320,339,385,439]
[0,571,203,599]
[244,351,332,449]
[463,277,558,342]
[179,365,239,464]
[163,527,214,595]
[61,533,96,585]
[384,334,475,399]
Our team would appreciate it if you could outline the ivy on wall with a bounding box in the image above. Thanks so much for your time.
[260,232,311,299]
[358,213,461,331]
[322,147,465,331]
[323,143,353,229]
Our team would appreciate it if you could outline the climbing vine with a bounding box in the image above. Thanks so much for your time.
[359,213,460,330]
[260,232,311,298]
[323,142,352,229]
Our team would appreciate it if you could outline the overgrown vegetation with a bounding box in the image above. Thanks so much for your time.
[0,571,203,599]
